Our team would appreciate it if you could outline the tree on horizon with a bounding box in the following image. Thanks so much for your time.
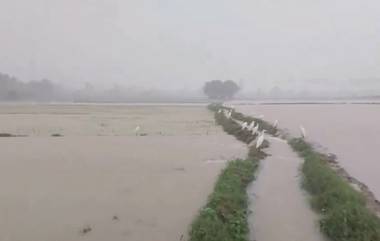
[203,80,240,100]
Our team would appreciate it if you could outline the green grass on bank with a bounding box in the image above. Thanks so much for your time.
[189,104,268,241]
[189,157,258,241]
[289,138,380,241]
[214,109,256,144]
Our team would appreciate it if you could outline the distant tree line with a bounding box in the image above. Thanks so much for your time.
[203,80,240,100]
[0,72,65,101]
[0,72,243,102]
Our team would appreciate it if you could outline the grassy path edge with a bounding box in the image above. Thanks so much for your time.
[188,104,269,241]
[192,103,380,241]
[289,138,380,241]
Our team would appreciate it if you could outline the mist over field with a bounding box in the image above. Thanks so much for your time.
[1,0,380,101]
[1,72,380,102]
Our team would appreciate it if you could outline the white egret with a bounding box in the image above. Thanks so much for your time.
[223,109,228,117]
[135,126,141,136]
[252,123,259,135]
[218,109,222,113]
[300,125,306,138]
[227,111,232,119]
[248,121,255,130]
[241,122,248,130]
[273,120,279,129]
[256,130,266,149]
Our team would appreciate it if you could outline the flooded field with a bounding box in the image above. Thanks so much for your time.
[0,104,246,241]
[0,104,218,137]
[237,103,380,200]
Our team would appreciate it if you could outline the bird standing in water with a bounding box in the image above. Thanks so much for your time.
[135,126,141,136]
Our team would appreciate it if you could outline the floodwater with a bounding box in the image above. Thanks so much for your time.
[248,138,325,241]
[237,103,380,201]
[0,104,246,241]
[0,104,217,137]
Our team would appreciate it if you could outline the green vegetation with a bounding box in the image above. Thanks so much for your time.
[214,108,256,144]
[289,138,380,241]
[208,103,380,241]
[189,104,269,241]
[189,157,258,241]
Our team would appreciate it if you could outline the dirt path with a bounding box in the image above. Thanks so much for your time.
[248,137,325,241]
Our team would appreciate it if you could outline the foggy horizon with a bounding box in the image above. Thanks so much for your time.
[1,0,380,94]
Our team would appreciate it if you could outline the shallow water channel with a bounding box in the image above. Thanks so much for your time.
[248,137,325,241]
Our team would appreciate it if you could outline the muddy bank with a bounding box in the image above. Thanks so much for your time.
[320,151,380,217]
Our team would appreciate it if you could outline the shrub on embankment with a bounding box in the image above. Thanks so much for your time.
[289,138,380,241]
[214,110,255,144]
[189,157,258,241]
[189,104,269,241]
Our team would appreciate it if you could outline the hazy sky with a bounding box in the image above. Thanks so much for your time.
[1,0,380,92]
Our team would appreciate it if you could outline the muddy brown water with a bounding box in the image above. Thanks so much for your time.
[237,104,380,201]
[0,104,219,137]
[248,137,325,241]
[0,104,246,241]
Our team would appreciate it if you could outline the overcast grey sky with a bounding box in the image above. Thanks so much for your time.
[1,0,379,92]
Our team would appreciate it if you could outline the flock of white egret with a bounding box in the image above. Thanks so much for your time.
[220,108,270,148]
[219,106,307,148]
[133,105,307,142]
[242,120,268,148]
